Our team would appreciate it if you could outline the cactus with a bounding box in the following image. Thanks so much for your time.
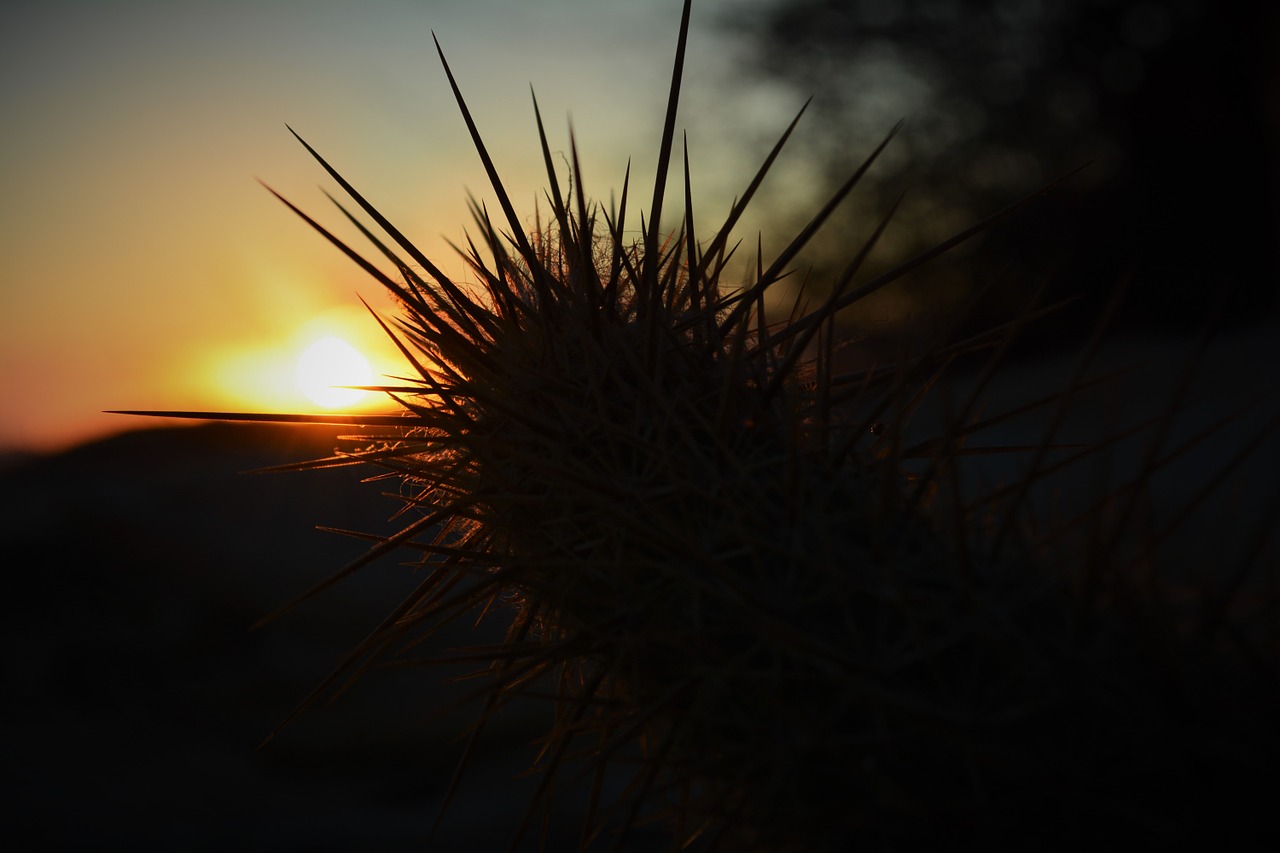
[118,1,1278,849]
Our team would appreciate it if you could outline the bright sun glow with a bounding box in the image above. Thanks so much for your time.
[296,336,373,408]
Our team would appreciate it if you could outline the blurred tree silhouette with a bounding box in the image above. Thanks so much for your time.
[722,0,1280,346]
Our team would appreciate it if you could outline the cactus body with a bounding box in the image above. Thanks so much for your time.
[123,1,1278,849]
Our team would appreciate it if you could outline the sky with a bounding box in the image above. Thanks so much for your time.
[2,0,804,453]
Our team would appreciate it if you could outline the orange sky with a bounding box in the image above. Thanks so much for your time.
[2,0,806,452]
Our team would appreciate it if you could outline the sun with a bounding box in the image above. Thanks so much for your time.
[296,336,373,408]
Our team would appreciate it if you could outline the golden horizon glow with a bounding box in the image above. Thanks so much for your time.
[0,1,756,452]
[296,336,373,409]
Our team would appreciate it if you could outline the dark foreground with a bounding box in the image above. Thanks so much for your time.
[3,322,1278,850]
[0,421,611,851]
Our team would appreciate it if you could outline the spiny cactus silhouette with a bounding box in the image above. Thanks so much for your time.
[117,1,1278,849]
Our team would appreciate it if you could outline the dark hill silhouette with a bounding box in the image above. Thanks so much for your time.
[0,422,592,850]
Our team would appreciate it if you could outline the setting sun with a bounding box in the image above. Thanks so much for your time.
[296,336,373,408]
